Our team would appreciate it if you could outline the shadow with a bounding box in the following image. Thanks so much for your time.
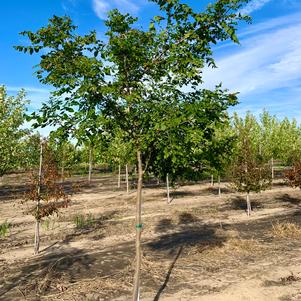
[155,218,174,233]
[0,248,95,300]
[276,193,301,206]
[178,212,199,224]
[148,224,225,254]
[229,196,263,211]
[202,186,234,195]
[0,237,138,301]
[170,190,197,197]
[153,246,183,301]
[272,181,288,188]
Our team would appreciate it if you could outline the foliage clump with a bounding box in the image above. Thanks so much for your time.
[0,86,28,176]
[24,142,70,221]
[284,161,301,189]
[230,139,272,194]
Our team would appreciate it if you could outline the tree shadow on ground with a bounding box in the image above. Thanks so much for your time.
[155,213,200,234]
[147,217,226,299]
[229,196,263,211]
[178,212,199,224]
[0,248,95,301]
[202,186,234,196]
[153,246,183,301]
[148,215,226,254]
[276,193,301,206]
[155,218,174,233]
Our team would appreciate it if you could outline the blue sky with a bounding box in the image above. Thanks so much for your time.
[1,0,301,135]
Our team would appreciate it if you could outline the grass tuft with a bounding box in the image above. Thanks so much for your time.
[271,222,301,239]
[73,213,95,229]
[0,220,11,238]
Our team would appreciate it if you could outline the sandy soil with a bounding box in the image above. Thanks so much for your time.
[1,173,301,301]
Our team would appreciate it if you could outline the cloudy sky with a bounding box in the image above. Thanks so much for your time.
[1,0,301,135]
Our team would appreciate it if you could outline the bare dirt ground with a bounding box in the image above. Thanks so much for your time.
[1,172,301,301]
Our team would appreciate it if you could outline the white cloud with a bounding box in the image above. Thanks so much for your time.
[240,0,273,15]
[5,86,50,94]
[203,15,301,97]
[92,0,142,20]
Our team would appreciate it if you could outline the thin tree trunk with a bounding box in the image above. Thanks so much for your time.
[126,164,129,193]
[166,173,171,203]
[88,147,93,183]
[132,150,143,301]
[218,175,221,197]
[34,142,43,255]
[246,192,251,217]
[211,174,214,186]
[118,164,121,188]
[271,157,274,180]
[61,146,65,183]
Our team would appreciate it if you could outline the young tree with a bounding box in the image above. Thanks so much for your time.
[285,161,301,189]
[229,122,272,216]
[48,131,81,182]
[16,1,250,298]
[18,132,42,170]
[24,141,70,254]
[205,122,237,197]
[105,130,134,191]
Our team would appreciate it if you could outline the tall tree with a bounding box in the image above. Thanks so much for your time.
[16,1,250,298]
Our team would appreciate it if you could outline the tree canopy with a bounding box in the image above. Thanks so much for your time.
[0,86,28,176]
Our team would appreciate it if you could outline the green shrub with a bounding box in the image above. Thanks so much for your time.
[0,221,11,238]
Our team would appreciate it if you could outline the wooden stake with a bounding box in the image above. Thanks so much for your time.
[118,164,121,188]
[218,175,221,197]
[246,192,251,216]
[88,147,93,183]
[166,173,171,203]
[126,164,129,193]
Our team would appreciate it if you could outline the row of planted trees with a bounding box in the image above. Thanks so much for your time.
[2,83,300,186]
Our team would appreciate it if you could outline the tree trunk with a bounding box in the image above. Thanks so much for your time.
[132,150,143,301]
[118,164,121,188]
[271,157,274,180]
[211,174,214,186]
[126,164,129,193]
[88,147,93,183]
[61,147,65,183]
[34,142,43,255]
[166,173,171,203]
[218,175,221,197]
[246,192,251,217]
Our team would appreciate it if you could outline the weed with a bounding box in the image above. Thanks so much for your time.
[271,222,301,239]
[41,217,56,231]
[74,213,95,229]
[0,220,11,238]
